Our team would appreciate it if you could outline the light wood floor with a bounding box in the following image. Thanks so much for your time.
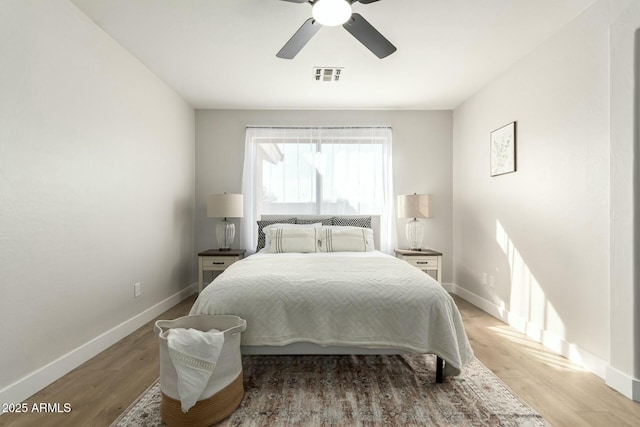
[1,295,639,427]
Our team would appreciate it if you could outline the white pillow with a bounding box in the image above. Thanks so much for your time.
[266,227,318,253]
[262,222,322,251]
[317,226,374,252]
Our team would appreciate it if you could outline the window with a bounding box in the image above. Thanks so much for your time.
[242,127,394,252]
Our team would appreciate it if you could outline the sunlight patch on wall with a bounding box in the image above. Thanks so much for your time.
[495,220,566,345]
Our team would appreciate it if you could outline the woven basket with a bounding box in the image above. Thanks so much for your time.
[160,371,244,426]
[155,315,246,427]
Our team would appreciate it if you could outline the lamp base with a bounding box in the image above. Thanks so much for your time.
[216,219,235,250]
[406,218,424,251]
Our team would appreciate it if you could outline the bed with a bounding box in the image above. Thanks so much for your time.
[190,216,474,382]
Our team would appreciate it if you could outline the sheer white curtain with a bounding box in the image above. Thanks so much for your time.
[242,126,395,253]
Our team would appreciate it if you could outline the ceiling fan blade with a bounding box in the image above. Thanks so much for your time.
[279,0,309,3]
[343,13,396,59]
[277,18,322,59]
[355,0,381,3]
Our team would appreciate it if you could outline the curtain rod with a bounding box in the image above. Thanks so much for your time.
[246,126,391,130]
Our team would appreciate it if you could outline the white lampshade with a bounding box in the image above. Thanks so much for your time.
[397,194,431,219]
[312,0,352,27]
[207,193,243,218]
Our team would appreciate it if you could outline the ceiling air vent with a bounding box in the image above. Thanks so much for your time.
[313,67,343,82]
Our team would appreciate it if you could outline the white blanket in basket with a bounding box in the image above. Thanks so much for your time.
[166,328,224,412]
[190,251,473,375]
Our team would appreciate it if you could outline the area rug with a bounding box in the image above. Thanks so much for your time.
[111,355,547,426]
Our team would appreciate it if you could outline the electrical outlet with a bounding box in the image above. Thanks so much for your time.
[488,276,495,288]
[134,282,141,298]
[481,273,488,285]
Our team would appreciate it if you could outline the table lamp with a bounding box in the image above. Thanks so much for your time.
[397,193,431,251]
[207,193,243,250]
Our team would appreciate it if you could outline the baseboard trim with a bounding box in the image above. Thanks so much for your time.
[605,365,640,401]
[443,283,608,380]
[0,283,198,406]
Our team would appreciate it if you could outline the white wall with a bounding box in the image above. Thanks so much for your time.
[0,0,195,404]
[195,110,453,277]
[609,0,640,400]
[452,0,632,379]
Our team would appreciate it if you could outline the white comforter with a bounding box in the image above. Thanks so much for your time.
[190,251,473,375]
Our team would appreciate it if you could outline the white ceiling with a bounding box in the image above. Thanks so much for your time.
[70,0,596,110]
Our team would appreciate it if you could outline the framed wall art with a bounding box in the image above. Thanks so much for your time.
[490,121,517,177]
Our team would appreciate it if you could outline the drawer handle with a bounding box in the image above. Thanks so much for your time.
[416,261,430,265]
[212,262,225,265]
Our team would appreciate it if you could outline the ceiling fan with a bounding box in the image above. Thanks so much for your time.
[277,0,397,59]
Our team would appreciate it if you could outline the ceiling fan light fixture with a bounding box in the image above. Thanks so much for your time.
[312,0,352,27]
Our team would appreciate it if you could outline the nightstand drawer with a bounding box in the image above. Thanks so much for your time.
[198,249,246,294]
[395,249,442,284]
[202,257,237,269]
[405,256,439,269]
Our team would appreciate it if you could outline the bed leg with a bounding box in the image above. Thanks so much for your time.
[436,356,444,383]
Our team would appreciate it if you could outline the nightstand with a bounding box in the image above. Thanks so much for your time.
[394,249,443,283]
[198,249,245,293]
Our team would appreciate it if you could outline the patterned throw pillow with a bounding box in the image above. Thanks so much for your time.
[296,218,333,226]
[256,218,296,251]
[332,216,372,228]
